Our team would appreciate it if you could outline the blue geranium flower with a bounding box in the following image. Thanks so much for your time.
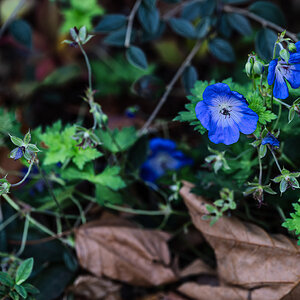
[268,42,300,99]
[195,83,259,145]
[140,138,193,183]
[261,132,280,148]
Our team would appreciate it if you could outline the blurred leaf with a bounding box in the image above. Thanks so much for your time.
[0,0,33,22]
[226,13,252,36]
[195,17,210,39]
[42,65,80,86]
[199,0,216,17]
[104,27,132,47]
[94,14,127,32]
[181,1,202,21]
[255,28,277,61]
[249,1,286,26]
[138,4,160,34]
[95,184,123,205]
[75,222,177,286]
[209,38,235,62]
[169,18,196,39]
[0,272,14,287]
[16,258,34,285]
[14,285,27,299]
[99,127,138,153]
[9,19,32,48]
[132,75,164,99]
[182,65,198,93]
[154,40,184,65]
[126,46,148,70]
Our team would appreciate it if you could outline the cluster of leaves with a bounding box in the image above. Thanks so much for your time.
[0,258,39,300]
[283,199,300,245]
[0,109,20,147]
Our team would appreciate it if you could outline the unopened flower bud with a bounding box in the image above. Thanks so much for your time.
[245,61,253,77]
[253,61,264,76]
[288,43,297,53]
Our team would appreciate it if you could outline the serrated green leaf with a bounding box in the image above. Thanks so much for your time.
[0,271,14,287]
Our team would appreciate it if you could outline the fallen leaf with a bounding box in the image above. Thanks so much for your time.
[179,181,300,300]
[137,292,187,300]
[75,222,177,286]
[180,259,215,278]
[70,275,121,300]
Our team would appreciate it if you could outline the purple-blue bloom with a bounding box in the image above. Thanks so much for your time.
[140,138,193,183]
[195,83,259,145]
[261,132,280,148]
[10,147,25,160]
[267,42,300,99]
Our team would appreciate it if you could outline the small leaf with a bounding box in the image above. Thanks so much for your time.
[138,4,160,34]
[209,38,235,62]
[280,179,288,194]
[9,19,32,48]
[14,285,27,299]
[182,65,198,93]
[95,14,127,32]
[169,18,196,39]
[226,13,252,36]
[16,258,34,285]
[22,283,40,295]
[79,26,87,42]
[0,271,14,287]
[195,17,210,39]
[9,291,19,300]
[9,135,23,147]
[27,144,40,152]
[259,144,267,158]
[181,1,202,21]
[104,28,131,47]
[23,131,31,144]
[249,1,286,26]
[143,0,157,9]
[255,28,277,61]
[126,46,148,70]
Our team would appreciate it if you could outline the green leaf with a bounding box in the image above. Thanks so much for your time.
[14,285,27,299]
[255,28,277,61]
[9,135,23,147]
[95,14,127,32]
[280,179,288,194]
[99,127,138,153]
[22,283,40,295]
[209,38,235,62]
[94,166,126,190]
[226,13,252,36]
[126,46,148,70]
[0,271,14,287]
[9,291,19,300]
[15,258,34,285]
[169,18,196,39]
[72,147,103,170]
[95,184,123,205]
[23,131,31,144]
[104,28,130,47]
[195,17,210,39]
[9,19,32,48]
[182,65,198,93]
[282,201,300,245]
[249,1,285,26]
[259,144,267,158]
[138,4,160,34]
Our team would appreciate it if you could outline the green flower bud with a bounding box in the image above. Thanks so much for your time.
[288,43,297,53]
[245,61,253,77]
[253,61,264,76]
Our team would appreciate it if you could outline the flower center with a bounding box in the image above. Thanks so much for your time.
[219,105,232,118]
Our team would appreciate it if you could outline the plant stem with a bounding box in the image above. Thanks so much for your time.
[258,149,263,185]
[276,205,286,222]
[223,5,298,41]
[16,215,30,256]
[273,97,291,109]
[0,213,19,232]
[11,162,34,187]
[273,103,282,129]
[125,0,142,48]
[140,40,202,134]
[78,42,93,91]
[268,145,282,173]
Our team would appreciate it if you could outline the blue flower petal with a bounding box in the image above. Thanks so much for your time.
[231,91,247,103]
[262,133,280,148]
[208,121,240,145]
[284,63,300,89]
[295,41,300,53]
[14,147,24,160]
[195,101,212,130]
[234,105,259,134]
[140,160,161,182]
[273,69,289,99]
[267,59,278,85]
[202,83,231,104]
[149,138,176,153]
[288,53,300,64]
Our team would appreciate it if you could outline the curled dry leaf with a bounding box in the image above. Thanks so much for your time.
[69,275,121,300]
[179,259,215,278]
[179,181,300,300]
[75,220,177,286]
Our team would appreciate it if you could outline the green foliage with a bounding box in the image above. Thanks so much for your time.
[282,200,300,245]
[60,0,104,33]
[99,127,138,153]
[0,108,20,147]
[92,55,155,96]
[37,121,102,169]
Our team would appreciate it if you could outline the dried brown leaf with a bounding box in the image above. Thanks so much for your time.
[180,181,300,299]
[70,276,121,300]
[75,223,177,286]
[180,259,215,278]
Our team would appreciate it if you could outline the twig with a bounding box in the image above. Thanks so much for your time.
[0,0,27,39]
[140,40,202,134]
[125,0,142,48]
[223,5,298,41]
